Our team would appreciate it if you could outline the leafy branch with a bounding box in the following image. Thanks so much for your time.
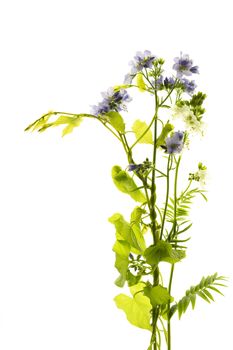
[170,273,227,319]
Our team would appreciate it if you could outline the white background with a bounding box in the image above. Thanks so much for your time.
[0,0,232,349]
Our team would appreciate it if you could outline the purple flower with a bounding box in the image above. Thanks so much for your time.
[164,77,175,89]
[165,131,184,154]
[181,78,197,95]
[127,163,143,172]
[152,75,164,89]
[124,73,134,85]
[91,88,132,116]
[173,53,199,78]
[129,50,156,74]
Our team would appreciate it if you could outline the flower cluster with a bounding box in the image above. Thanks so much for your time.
[91,88,132,116]
[127,158,152,174]
[181,78,197,95]
[165,131,184,154]
[189,163,208,187]
[124,50,156,84]
[172,105,205,135]
[173,53,199,78]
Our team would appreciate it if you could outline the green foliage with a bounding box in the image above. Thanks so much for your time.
[156,123,174,147]
[172,273,227,319]
[165,187,207,229]
[25,113,83,136]
[144,241,186,266]
[114,283,152,331]
[106,111,125,132]
[136,72,146,92]
[112,240,130,287]
[109,213,146,253]
[132,120,154,144]
[111,165,146,203]
[144,285,173,307]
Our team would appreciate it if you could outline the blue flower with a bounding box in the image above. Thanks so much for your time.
[91,88,132,116]
[124,73,134,85]
[129,50,156,73]
[173,53,199,78]
[151,75,164,89]
[164,77,175,89]
[181,78,197,95]
[127,163,143,172]
[165,131,184,154]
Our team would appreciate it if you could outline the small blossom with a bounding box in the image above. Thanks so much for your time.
[127,163,143,172]
[189,163,208,187]
[171,105,204,135]
[164,77,175,89]
[172,105,191,119]
[91,88,132,116]
[181,78,197,95]
[129,50,156,74]
[151,75,164,89]
[173,53,199,78]
[165,131,184,154]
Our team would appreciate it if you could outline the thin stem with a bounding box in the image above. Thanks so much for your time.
[150,90,159,350]
[160,155,171,240]
[167,155,181,350]
[130,115,156,150]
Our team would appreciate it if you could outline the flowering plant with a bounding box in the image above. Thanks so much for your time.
[25,51,226,350]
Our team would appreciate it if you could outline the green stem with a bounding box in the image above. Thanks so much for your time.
[167,155,181,350]
[150,91,159,350]
[130,115,156,151]
[160,155,171,240]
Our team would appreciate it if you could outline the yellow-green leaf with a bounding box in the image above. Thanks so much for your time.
[112,240,130,287]
[114,283,152,331]
[132,120,153,144]
[136,72,146,92]
[144,285,174,307]
[156,123,174,147]
[112,165,146,203]
[106,111,125,132]
[109,213,145,253]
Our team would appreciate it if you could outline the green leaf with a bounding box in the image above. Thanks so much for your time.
[114,283,152,331]
[112,240,130,287]
[112,165,146,203]
[136,72,146,92]
[144,285,173,307]
[175,273,227,319]
[132,120,153,144]
[130,207,146,252]
[25,114,51,132]
[144,241,186,266]
[106,111,125,133]
[130,206,146,224]
[126,271,141,286]
[109,213,145,253]
[156,123,174,147]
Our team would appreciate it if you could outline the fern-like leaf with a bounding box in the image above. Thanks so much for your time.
[170,273,227,319]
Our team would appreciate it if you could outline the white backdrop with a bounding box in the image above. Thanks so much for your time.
[0,0,232,349]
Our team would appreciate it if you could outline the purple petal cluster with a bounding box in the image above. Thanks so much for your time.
[181,78,197,95]
[130,50,156,73]
[127,163,143,172]
[165,131,184,154]
[91,88,132,116]
[124,50,156,84]
[173,53,199,78]
[164,77,175,89]
[152,75,164,89]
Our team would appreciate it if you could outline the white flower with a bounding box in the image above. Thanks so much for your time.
[171,105,191,119]
[171,104,205,136]
[196,169,208,187]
